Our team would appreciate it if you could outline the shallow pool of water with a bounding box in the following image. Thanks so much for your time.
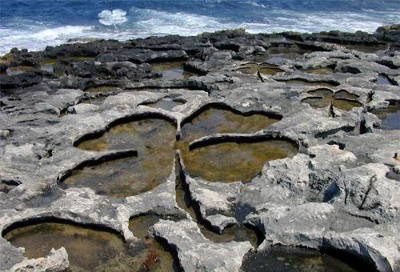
[302,89,362,111]
[373,102,400,130]
[3,221,176,272]
[241,246,361,272]
[305,67,334,74]
[63,118,176,197]
[151,61,198,80]
[5,66,34,76]
[85,86,117,93]
[279,79,338,87]
[181,106,280,143]
[141,97,186,111]
[181,140,298,182]
[238,62,284,76]
[375,75,393,85]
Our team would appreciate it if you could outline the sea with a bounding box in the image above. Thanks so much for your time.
[0,0,399,55]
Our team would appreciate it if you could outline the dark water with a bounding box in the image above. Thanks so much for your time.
[1,0,399,55]
[241,246,362,272]
[373,102,400,130]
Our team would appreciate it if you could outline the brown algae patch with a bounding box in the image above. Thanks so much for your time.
[181,140,298,183]
[151,61,198,80]
[64,118,176,197]
[3,221,173,272]
[181,106,280,143]
[302,89,362,111]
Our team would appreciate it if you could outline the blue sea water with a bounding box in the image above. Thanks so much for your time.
[0,0,399,55]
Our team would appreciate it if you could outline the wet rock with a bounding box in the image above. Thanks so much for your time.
[0,72,43,90]
[375,24,400,42]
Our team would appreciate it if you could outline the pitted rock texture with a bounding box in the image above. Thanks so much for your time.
[0,26,400,272]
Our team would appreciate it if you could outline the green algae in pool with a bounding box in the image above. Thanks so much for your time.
[302,89,362,111]
[64,118,176,198]
[181,106,280,143]
[151,61,198,80]
[241,246,361,272]
[181,140,298,183]
[4,222,176,272]
[372,102,400,130]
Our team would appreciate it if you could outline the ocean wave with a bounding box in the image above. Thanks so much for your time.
[0,25,93,55]
[129,7,237,36]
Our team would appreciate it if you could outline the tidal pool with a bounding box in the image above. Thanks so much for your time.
[151,61,198,80]
[342,43,388,54]
[65,105,293,196]
[141,97,186,111]
[181,140,298,183]
[63,118,176,197]
[181,105,281,143]
[305,67,335,74]
[375,75,393,85]
[238,62,284,76]
[302,89,362,111]
[128,214,180,272]
[278,79,339,87]
[5,66,34,76]
[3,221,177,272]
[85,86,117,93]
[372,102,400,130]
[241,246,362,272]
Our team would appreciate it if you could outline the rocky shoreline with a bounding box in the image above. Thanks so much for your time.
[0,24,399,272]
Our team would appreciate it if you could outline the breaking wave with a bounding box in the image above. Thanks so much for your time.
[0,0,399,55]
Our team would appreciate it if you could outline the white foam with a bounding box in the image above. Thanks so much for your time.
[98,9,128,27]
[0,25,93,55]
[129,7,237,36]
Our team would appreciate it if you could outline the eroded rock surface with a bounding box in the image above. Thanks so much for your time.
[0,26,399,272]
